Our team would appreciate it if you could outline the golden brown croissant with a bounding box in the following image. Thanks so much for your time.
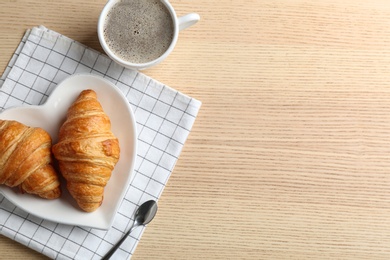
[0,120,61,199]
[52,89,120,212]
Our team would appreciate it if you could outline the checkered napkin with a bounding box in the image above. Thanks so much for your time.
[0,25,201,259]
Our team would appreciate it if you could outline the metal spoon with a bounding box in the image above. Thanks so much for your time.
[102,200,158,260]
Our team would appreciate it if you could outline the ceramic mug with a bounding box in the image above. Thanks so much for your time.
[97,0,200,70]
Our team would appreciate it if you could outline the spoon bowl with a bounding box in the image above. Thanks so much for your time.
[134,200,158,227]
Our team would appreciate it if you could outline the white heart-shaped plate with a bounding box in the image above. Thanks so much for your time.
[0,73,137,230]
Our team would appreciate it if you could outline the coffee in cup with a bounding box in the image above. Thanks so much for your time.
[103,0,174,64]
[98,0,200,70]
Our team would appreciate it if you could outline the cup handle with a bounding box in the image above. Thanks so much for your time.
[178,13,200,31]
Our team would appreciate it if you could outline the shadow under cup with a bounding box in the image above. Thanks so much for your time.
[97,0,179,70]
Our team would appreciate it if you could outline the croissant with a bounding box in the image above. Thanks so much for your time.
[0,120,61,199]
[52,89,120,212]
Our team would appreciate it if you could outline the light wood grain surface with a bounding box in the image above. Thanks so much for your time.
[2,0,390,259]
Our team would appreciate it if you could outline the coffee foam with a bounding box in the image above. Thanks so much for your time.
[103,0,174,64]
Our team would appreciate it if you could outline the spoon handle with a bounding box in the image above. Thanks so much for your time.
[101,224,137,260]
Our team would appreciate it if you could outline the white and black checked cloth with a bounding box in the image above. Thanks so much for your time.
[0,26,201,259]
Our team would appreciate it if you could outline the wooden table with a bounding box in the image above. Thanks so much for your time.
[2,0,390,259]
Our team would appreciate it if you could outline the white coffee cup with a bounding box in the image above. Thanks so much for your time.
[97,0,200,70]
